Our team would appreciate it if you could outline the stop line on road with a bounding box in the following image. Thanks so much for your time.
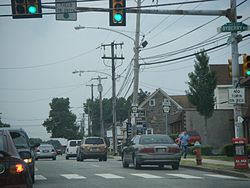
[35,173,247,181]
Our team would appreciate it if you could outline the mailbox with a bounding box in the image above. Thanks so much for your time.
[232,138,249,169]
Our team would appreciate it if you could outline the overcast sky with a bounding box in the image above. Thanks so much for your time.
[0,0,249,141]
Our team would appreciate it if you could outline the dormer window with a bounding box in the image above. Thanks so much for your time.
[149,99,155,106]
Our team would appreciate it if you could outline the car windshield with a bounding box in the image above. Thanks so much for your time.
[85,138,104,144]
[140,135,174,145]
[39,145,53,149]
[9,131,29,149]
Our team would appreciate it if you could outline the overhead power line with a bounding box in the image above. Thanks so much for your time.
[140,33,250,67]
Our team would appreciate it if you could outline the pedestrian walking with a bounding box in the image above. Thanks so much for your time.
[180,131,190,158]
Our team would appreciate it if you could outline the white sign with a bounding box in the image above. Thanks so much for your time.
[56,0,77,21]
[228,88,245,104]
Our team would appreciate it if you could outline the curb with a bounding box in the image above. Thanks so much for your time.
[181,164,250,179]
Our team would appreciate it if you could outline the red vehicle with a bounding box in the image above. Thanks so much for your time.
[0,129,33,188]
[175,130,201,146]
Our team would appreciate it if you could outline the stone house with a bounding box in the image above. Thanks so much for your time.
[135,64,250,149]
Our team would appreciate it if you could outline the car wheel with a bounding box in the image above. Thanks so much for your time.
[172,163,179,170]
[66,155,69,160]
[133,155,140,169]
[53,157,56,160]
[79,154,84,161]
[122,156,129,168]
[103,155,107,161]
[31,171,35,184]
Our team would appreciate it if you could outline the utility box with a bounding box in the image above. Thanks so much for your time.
[232,138,249,169]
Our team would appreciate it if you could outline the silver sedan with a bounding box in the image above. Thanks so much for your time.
[122,134,181,169]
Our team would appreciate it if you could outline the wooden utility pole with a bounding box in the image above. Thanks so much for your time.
[102,42,124,155]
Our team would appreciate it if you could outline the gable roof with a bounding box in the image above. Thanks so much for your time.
[170,95,196,108]
[139,88,182,109]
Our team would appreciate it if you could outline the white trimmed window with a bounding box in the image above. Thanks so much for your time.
[149,99,155,106]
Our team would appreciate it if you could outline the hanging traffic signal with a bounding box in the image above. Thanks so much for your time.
[228,59,232,78]
[243,54,250,77]
[11,0,42,19]
[109,0,126,26]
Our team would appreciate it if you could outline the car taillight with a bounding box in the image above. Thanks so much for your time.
[139,148,154,153]
[168,147,180,153]
[10,163,24,174]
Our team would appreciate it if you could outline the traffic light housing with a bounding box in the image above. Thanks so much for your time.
[109,0,126,26]
[228,59,232,78]
[11,0,42,19]
[243,54,250,78]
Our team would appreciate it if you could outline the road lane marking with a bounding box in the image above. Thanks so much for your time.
[35,175,47,180]
[204,174,241,179]
[61,174,86,179]
[96,173,124,179]
[166,173,203,179]
[131,173,163,178]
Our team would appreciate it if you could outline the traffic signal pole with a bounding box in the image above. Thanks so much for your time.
[230,0,243,138]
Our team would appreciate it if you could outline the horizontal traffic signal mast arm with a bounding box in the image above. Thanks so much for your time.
[41,5,229,17]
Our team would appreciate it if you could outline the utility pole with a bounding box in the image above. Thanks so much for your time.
[102,42,124,155]
[92,76,107,137]
[131,0,142,137]
[86,83,97,136]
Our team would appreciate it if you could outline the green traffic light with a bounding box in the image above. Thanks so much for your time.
[246,70,250,76]
[114,13,122,22]
[28,5,37,14]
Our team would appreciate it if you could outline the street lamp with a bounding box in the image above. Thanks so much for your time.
[162,100,171,135]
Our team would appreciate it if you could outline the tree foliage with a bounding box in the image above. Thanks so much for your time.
[186,50,217,118]
[186,50,217,142]
[42,97,81,139]
[0,119,10,128]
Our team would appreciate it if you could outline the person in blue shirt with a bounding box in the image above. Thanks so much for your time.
[180,131,190,158]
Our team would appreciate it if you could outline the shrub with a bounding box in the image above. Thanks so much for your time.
[187,145,213,156]
[221,144,234,157]
[201,145,213,156]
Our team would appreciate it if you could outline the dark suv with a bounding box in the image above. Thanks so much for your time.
[7,128,39,183]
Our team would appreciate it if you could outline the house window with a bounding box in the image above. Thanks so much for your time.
[149,99,155,106]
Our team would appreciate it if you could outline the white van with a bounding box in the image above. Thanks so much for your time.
[65,140,81,160]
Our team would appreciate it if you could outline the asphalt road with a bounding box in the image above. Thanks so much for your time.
[34,155,249,188]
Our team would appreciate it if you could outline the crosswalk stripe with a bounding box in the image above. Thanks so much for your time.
[166,173,203,179]
[96,173,124,179]
[35,175,47,180]
[204,174,241,179]
[131,173,163,178]
[61,174,86,179]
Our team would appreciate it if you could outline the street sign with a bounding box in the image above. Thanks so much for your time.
[56,0,77,21]
[218,22,249,33]
[228,88,245,104]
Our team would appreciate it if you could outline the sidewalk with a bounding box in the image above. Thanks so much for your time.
[112,155,250,179]
[181,157,250,179]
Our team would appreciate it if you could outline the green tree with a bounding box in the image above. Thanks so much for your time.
[0,119,10,128]
[186,50,217,143]
[84,97,130,136]
[42,97,80,139]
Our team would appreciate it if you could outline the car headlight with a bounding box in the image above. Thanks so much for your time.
[23,158,33,164]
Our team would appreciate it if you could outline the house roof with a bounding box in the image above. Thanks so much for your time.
[209,64,243,85]
[139,88,182,109]
[170,95,196,108]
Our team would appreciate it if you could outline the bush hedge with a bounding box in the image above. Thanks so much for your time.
[187,145,213,156]
[221,144,234,157]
